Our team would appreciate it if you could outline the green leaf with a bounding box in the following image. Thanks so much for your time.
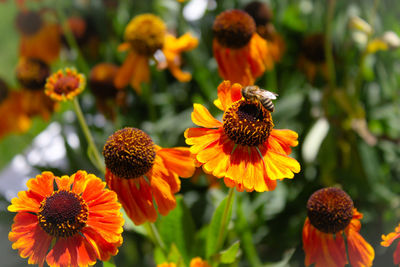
[217,241,240,264]
[157,196,195,265]
[205,193,233,259]
[103,260,116,267]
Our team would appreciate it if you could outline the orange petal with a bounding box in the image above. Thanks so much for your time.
[184,128,222,154]
[157,146,195,178]
[55,175,74,191]
[9,212,52,267]
[106,170,157,225]
[270,129,299,155]
[130,54,150,94]
[191,104,222,128]
[114,51,137,89]
[214,80,242,111]
[347,227,375,267]
[151,175,176,216]
[82,227,121,262]
[46,234,96,267]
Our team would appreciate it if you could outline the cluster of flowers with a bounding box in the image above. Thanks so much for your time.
[3,1,400,267]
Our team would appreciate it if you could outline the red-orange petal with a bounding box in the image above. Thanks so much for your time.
[151,175,177,216]
[270,129,299,155]
[9,212,52,267]
[346,227,374,267]
[46,234,97,267]
[82,226,121,262]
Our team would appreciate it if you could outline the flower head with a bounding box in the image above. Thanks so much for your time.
[8,171,124,267]
[114,14,197,93]
[184,80,300,192]
[45,68,86,101]
[103,127,195,225]
[298,33,330,84]
[303,187,374,267]
[16,9,61,64]
[381,223,400,266]
[212,10,278,86]
[16,57,50,90]
[89,63,121,120]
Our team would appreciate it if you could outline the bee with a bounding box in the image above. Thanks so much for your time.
[241,85,278,112]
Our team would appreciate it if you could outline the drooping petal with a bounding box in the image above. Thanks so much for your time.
[82,226,122,262]
[302,218,347,267]
[381,223,400,247]
[151,175,177,216]
[346,228,375,267]
[106,170,157,225]
[156,146,195,178]
[9,212,52,267]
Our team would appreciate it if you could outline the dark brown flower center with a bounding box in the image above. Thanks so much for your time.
[89,63,118,98]
[0,79,9,104]
[103,127,156,179]
[38,190,88,238]
[15,10,43,36]
[213,9,256,49]
[302,34,326,63]
[307,187,354,234]
[223,99,274,146]
[16,58,50,90]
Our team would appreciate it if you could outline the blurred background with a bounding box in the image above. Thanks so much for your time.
[0,0,399,266]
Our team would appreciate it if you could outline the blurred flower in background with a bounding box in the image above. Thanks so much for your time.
[45,68,86,102]
[114,13,198,94]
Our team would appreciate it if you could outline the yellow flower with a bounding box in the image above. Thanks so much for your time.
[114,14,198,94]
[45,68,86,101]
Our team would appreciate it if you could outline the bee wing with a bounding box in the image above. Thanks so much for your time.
[258,90,278,100]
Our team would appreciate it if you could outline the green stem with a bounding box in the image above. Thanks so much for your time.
[73,98,105,174]
[215,187,235,258]
[237,196,262,267]
[325,0,336,90]
[56,1,90,74]
[144,222,167,254]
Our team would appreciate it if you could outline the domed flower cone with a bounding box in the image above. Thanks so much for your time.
[302,187,375,267]
[103,127,195,225]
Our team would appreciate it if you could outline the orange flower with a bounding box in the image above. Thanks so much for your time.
[297,33,330,84]
[303,187,374,267]
[16,57,57,121]
[243,1,285,62]
[184,80,300,192]
[0,81,31,139]
[114,14,198,94]
[8,171,124,267]
[103,127,195,225]
[381,223,400,266]
[157,257,211,267]
[89,63,123,121]
[212,9,278,86]
[45,68,86,101]
[16,9,61,64]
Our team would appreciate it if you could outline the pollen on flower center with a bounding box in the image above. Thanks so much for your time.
[213,9,256,49]
[15,10,43,36]
[38,190,88,238]
[307,187,354,234]
[223,99,274,146]
[124,14,166,56]
[103,127,156,179]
